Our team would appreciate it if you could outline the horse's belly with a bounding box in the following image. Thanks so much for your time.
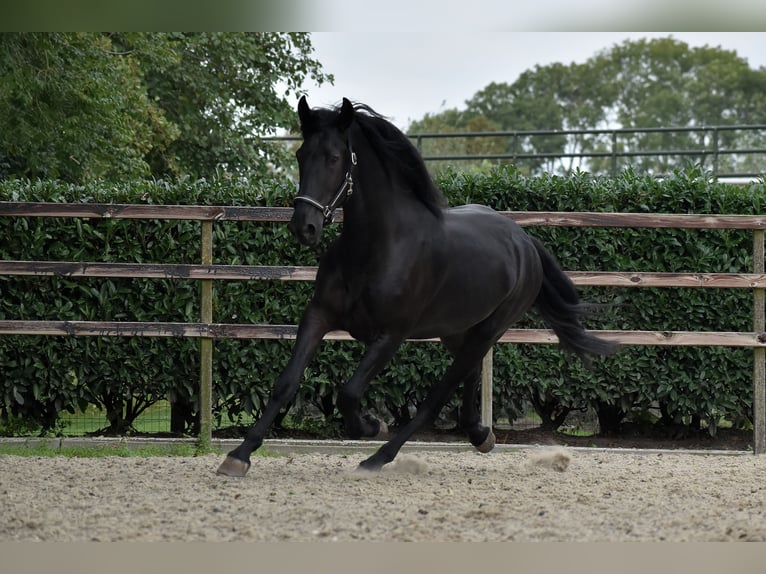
[407,235,542,338]
[405,279,518,339]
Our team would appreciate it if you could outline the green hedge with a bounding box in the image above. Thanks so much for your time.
[440,166,763,435]
[0,167,764,437]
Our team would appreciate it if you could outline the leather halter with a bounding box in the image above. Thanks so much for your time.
[294,148,357,224]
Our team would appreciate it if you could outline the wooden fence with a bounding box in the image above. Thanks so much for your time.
[0,202,764,452]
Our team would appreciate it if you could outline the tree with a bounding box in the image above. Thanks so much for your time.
[468,71,564,173]
[406,107,508,175]
[597,37,766,174]
[118,33,330,179]
[0,33,332,183]
[0,33,175,182]
[408,37,766,176]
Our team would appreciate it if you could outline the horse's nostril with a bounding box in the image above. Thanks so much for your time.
[306,223,316,238]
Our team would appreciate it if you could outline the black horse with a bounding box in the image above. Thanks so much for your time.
[217,97,618,476]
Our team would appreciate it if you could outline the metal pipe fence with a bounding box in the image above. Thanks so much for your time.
[270,124,766,179]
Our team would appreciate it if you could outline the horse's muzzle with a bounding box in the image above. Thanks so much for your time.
[289,205,323,246]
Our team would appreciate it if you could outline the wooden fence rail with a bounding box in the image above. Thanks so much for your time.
[1,202,764,452]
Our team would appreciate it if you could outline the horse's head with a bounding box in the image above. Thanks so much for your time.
[289,96,356,247]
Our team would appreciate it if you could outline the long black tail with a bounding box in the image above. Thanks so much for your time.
[532,237,619,359]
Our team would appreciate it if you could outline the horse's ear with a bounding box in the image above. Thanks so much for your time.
[339,97,354,131]
[297,95,312,131]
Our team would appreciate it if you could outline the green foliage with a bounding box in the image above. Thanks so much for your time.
[0,33,174,182]
[0,167,764,438]
[437,164,763,434]
[408,111,510,176]
[0,33,331,183]
[408,37,766,177]
[124,32,330,179]
[0,178,291,434]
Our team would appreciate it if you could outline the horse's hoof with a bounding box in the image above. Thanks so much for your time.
[475,430,496,453]
[357,458,384,473]
[216,456,251,477]
[374,419,389,439]
[361,414,388,439]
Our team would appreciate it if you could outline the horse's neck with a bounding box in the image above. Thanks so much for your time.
[340,190,440,284]
[343,163,428,238]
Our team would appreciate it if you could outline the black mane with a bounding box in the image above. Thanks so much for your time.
[340,102,447,219]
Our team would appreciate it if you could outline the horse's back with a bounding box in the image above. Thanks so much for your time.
[445,203,499,220]
[443,203,529,251]
[398,203,543,339]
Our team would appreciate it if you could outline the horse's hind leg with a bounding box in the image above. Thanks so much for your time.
[460,365,496,453]
[358,329,504,472]
[358,294,538,472]
[358,347,483,471]
[442,336,495,453]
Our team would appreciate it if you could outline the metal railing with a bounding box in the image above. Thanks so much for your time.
[270,124,766,180]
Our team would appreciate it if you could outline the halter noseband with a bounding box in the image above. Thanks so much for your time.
[294,148,357,224]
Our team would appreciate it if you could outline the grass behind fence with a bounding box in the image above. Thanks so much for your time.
[51,403,564,437]
[57,401,173,435]
[55,401,258,436]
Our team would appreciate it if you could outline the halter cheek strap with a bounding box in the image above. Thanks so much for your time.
[294,149,357,224]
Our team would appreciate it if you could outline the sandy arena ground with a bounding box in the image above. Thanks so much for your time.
[2,446,765,542]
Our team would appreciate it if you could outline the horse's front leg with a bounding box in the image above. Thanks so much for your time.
[336,334,403,439]
[216,305,330,477]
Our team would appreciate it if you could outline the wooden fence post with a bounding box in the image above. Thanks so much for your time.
[481,348,493,428]
[754,229,765,455]
[199,221,214,449]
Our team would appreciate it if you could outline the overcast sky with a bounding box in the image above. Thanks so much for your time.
[297,32,766,130]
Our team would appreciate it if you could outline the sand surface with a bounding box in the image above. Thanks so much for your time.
[2,447,765,541]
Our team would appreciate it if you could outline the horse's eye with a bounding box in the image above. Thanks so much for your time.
[328,154,340,166]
